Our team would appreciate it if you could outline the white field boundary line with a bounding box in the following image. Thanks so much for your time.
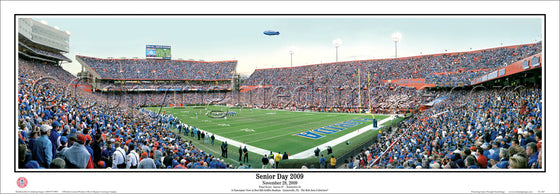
[212,133,271,157]
[210,114,396,159]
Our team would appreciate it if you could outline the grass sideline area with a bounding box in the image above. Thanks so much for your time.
[168,126,266,168]
[145,105,393,168]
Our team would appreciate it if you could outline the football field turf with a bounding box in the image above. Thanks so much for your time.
[145,106,389,155]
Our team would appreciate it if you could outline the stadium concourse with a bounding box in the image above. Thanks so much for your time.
[18,41,542,169]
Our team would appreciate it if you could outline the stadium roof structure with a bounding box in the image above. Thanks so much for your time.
[18,34,72,63]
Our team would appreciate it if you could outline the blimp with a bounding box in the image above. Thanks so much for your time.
[263,30,280,36]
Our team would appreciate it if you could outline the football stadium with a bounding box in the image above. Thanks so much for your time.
[16,17,543,170]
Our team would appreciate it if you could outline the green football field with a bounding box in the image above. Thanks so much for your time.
[145,106,389,155]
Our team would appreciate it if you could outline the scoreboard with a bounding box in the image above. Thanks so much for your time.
[146,45,171,60]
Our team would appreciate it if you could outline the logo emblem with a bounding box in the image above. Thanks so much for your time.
[17,177,27,188]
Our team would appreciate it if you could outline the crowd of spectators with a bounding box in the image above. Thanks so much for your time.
[19,59,77,84]
[239,83,430,113]
[243,42,541,92]
[238,43,541,113]
[18,59,236,169]
[77,55,236,81]
[342,87,542,169]
[96,81,231,91]
[121,92,230,106]
[425,70,490,86]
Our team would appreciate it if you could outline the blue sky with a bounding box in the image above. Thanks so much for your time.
[34,16,542,76]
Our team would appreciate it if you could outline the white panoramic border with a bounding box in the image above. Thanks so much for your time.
[1,1,558,194]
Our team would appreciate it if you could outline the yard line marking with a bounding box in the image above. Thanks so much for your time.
[240,128,255,132]
[249,133,290,144]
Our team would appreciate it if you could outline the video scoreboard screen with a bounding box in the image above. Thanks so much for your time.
[146,45,171,60]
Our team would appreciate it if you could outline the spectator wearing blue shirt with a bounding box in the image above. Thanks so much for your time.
[347,157,354,169]
[49,122,61,160]
[319,155,326,169]
[493,148,508,167]
[101,141,115,167]
[32,125,53,168]
[64,134,94,168]
[526,130,537,144]
[27,131,38,153]
[137,152,156,169]
[526,142,539,168]
[519,131,528,149]
[500,138,510,149]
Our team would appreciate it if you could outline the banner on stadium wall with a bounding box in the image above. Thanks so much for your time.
[69,84,92,93]
[487,70,498,80]
[532,56,541,67]
[382,79,434,89]
[471,53,541,85]
[102,88,226,92]
[522,60,530,70]
[156,88,181,92]
[240,85,274,92]
[429,68,491,76]
[385,79,424,84]
[498,68,506,76]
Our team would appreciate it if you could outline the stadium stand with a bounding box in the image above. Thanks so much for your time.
[18,59,236,169]
[243,42,541,87]
[74,55,236,106]
[240,42,541,112]
[17,18,237,169]
[76,55,236,81]
[360,87,542,169]
[235,42,542,169]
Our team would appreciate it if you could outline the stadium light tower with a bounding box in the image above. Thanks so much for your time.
[333,39,342,62]
[392,32,402,58]
[289,47,295,67]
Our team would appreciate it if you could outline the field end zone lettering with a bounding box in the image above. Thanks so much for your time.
[293,118,374,139]
[353,118,374,122]
[349,119,366,123]
[343,121,361,125]
[294,131,324,139]
[313,128,339,134]
[334,123,354,128]
[325,126,345,130]
[342,121,361,126]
